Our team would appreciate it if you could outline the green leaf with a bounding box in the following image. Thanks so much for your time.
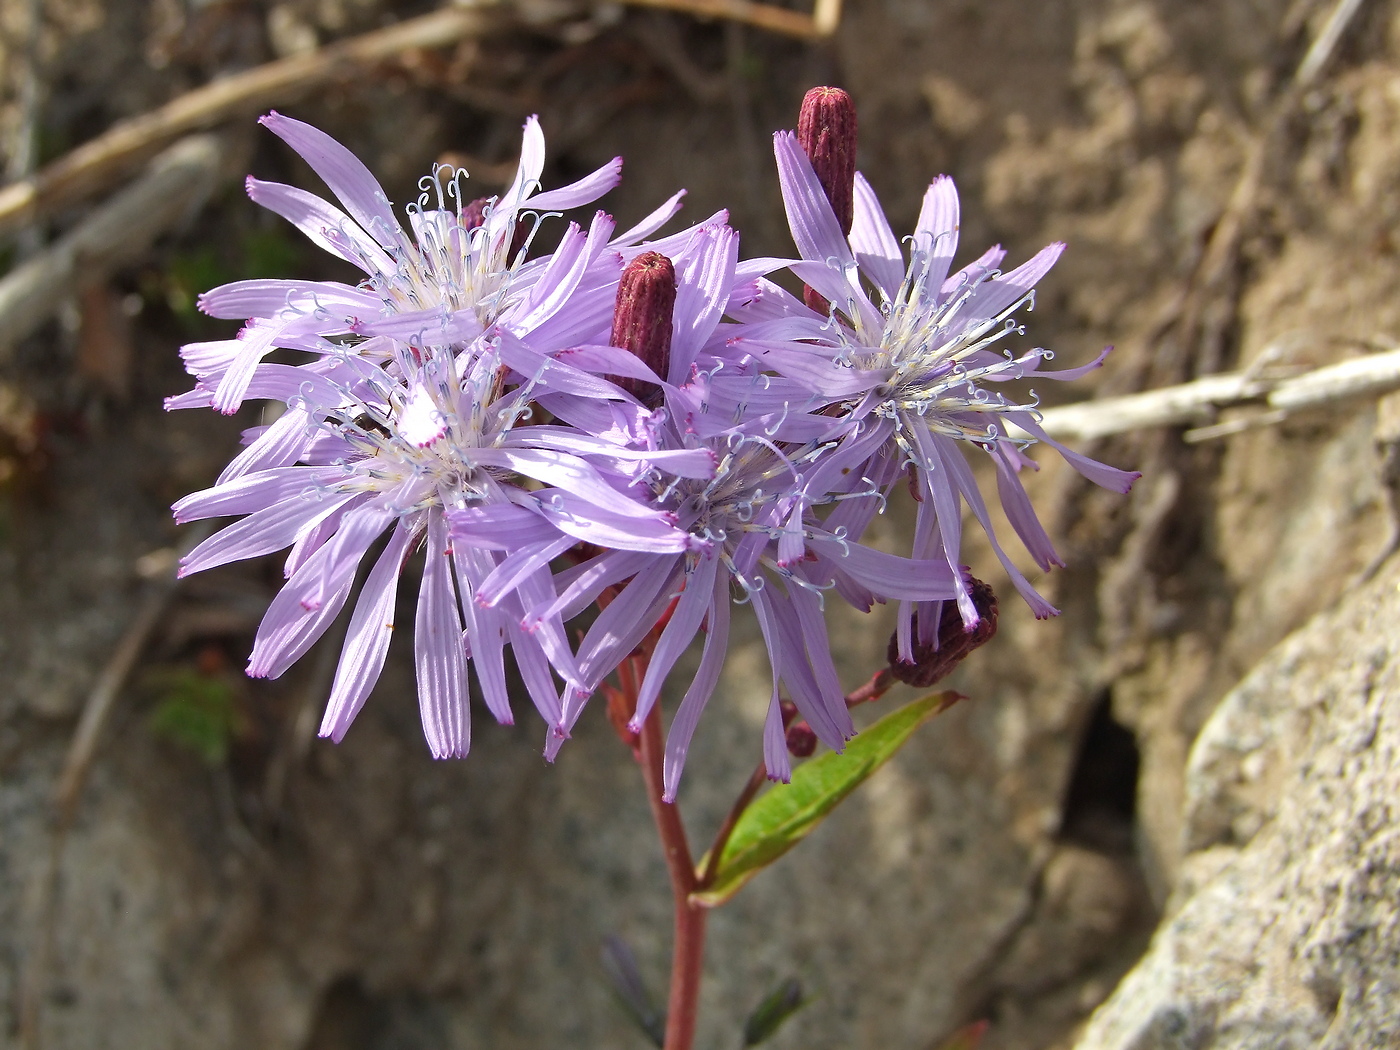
[742,977,808,1046]
[693,691,960,907]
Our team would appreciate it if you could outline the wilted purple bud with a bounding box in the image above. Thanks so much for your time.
[887,576,999,687]
[797,86,857,236]
[610,251,675,404]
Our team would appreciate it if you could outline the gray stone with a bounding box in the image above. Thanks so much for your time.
[1074,557,1400,1050]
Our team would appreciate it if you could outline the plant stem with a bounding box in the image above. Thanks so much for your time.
[637,698,706,1050]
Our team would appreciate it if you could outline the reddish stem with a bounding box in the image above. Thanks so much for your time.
[845,666,895,707]
[637,698,706,1050]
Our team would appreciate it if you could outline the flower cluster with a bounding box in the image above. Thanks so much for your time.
[170,91,1136,799]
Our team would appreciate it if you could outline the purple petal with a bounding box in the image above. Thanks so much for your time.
[913,175,960,291]
[199,279,381,321]
[321,520,415,742]
[931,432,1059,619]
[173,465,343,523]
[180,491,359,577]
[661,571,730,801]
[807,531,960,603]
[762,692,792,783]
[1006,410,1141,493]
[247,538,355,679]
[630,549,720,731]
[416,516,470,758]
[453,546,513,725]
[611,188,686,247]
[260,112,401,247]
[528,156,623,211]
[961,242,1064,326]
[506,616,562,725]
[246,177,393,273]
[670,224,739,382]
[576,558,683,690]
[850,172,904,298]
[302,505,393,612]
[475,535,576,608]
[215,406,314,484]
[991,444,1063,571]
[773,131,854,267]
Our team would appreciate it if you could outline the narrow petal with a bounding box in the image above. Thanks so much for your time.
[670,224,739,382]
[215,406,314,484]
[630,549,720,731]
[611,188,686,247]
[762,691,792,784]
[320,521,415,741]
[260,112,401,247]
[1005,410,1141,493]
[246,177,393,273]
[528,156,623,211]
[415,516,470,758]
[662,572,730,801]
[173,466,341,523]
[850,171,904,299]
[913,175,960,291]
[179,492,358,576]
[773,131,854,267]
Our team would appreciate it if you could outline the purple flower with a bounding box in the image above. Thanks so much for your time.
[751,131,1139,656]
[454,224,964,800]
[169,114,691,758]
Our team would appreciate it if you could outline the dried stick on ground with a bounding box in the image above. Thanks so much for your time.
[1024,346,1400,443]
[617,0,842,39]
[0,0,840,239]
[0,134,225,357]
[0,3,506,238]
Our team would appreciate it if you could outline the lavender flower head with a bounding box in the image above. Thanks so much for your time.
[741,88,1139,661]
[168,113,689,758]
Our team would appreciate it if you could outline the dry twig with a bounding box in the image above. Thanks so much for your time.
[0,4,506,238]
[1025,346,1400,443]
[0,135,226,356]
[617,0,842,39]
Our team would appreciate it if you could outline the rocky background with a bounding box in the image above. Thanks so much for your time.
[2,0,1399,1048]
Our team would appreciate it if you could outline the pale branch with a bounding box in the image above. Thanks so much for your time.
[0,134,226,357]
[1023,348,1400,443]
[0,4,505,237]
[617,0,843,39]
[0,0,841,239]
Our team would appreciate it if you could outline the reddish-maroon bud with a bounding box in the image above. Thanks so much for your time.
[610,251,675,405]
[458,197,531,262]
[459,196,489,231]
[887,576,999,687]
[785,719,818,758]
[797,86,857,236]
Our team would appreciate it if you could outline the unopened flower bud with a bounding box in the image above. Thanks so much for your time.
[887,576,998,687]
[797,86,857,236]
[785,720,817,758]
[610,251,675,405]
